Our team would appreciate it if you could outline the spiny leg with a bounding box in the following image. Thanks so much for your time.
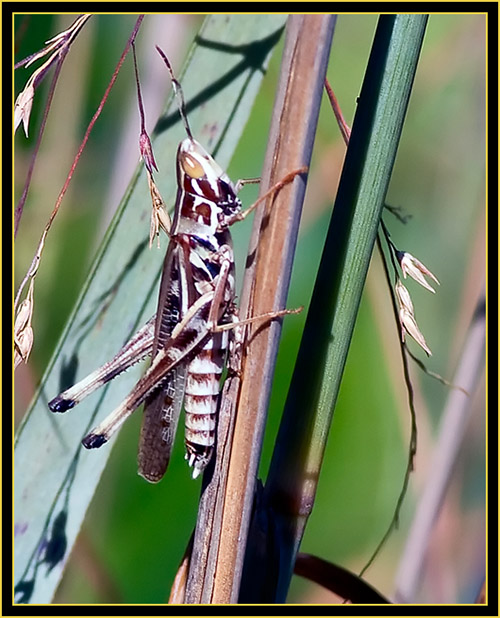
[82,256,234,453]
[234,177,260,194]
[213,306,302,334]
[223,166,308,228]
[81,291,217,449]
[49,316,156,413]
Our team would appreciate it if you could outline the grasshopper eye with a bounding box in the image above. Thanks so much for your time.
[180,151,206,179]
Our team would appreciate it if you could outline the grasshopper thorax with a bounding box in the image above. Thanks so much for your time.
[172,137,241,237]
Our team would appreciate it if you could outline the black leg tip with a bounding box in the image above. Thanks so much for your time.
[82,434,107,449]
[48,397,76,413]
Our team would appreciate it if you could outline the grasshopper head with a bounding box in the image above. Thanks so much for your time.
[173,138,241,237]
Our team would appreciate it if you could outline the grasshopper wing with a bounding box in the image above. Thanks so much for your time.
[138,241,188,483]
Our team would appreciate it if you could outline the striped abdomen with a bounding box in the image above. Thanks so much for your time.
[184,330,227,477]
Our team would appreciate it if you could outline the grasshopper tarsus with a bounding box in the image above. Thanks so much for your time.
[48,396,75,413]
[82,433,107,449]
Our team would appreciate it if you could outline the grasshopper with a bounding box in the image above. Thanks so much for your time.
[49,48,304,482]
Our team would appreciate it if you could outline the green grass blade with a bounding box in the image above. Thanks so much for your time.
[14,14,287,604]
[262,14,429,602]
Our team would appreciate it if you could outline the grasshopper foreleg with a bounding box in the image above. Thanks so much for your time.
[222,166,308,229]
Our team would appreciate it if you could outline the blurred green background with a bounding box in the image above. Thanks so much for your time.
[14,14,486,604]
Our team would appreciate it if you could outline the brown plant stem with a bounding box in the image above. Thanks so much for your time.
[324,77,351,145]
[294,553,389,603]
[209,15,335,604]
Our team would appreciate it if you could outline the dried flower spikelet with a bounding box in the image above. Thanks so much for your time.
[14,280,35,367]
[140,131,158,174]
[397,251,440,293]
[156,206,172,236]
[14,82,35,137]
[15,16,90,138]
[15,327,34,368]
[14,296,32,335]
[147,171,171,246]
[395,279,414,314]
[395,280,432,356]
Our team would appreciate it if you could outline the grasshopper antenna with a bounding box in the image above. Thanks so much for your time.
[156,45,194,141]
